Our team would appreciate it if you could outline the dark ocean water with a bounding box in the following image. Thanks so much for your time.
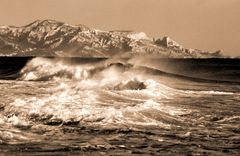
[0,57,240,155]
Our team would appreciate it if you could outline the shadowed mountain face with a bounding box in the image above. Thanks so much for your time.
[0,20,223,58]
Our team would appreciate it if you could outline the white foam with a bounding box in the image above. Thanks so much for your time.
[19,58,95,81]
[6,79,185,127]
[11,57,189,127]
[184,90,235,95]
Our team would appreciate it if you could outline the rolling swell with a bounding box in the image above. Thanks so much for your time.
[0,57,239,84]
[14,57,240,84]
[131,58,240,83]
[136,66,240,84]
[0,57,32,79]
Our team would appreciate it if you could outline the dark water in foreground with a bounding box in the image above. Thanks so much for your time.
[0,57,240,155]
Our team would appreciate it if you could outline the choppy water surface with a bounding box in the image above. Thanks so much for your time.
[0,57,240,155]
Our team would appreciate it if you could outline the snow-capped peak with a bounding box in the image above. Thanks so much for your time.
[128,32,150,40]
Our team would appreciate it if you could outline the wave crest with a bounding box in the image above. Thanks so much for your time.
[19,58,95,81]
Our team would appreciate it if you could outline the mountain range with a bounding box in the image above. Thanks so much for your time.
[0,20,223,58]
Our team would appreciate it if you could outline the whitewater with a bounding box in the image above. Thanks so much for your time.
[0,57,240,155]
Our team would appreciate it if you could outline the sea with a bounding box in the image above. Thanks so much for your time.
[0,57,239,155]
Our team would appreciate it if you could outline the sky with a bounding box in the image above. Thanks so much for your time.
[0,0,239,56]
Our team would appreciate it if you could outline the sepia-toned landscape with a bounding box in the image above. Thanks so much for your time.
[0,0,240,155]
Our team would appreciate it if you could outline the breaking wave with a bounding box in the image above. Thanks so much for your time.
[0,57,194,128]
[1,57,239,155]
[0,57,233,130]
[2,57,233,128]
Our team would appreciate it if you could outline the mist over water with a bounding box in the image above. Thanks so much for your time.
[0,57,240,155]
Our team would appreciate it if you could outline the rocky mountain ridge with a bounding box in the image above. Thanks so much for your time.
[0,20,223,58]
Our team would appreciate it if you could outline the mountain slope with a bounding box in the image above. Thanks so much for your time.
[0,20,223,58]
